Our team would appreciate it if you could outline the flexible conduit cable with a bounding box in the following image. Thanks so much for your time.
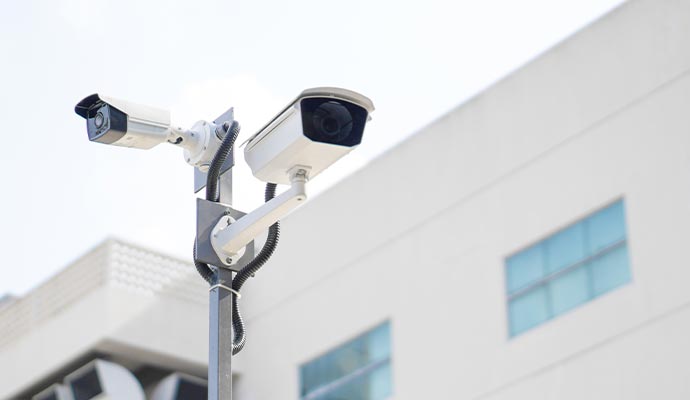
[194,120,280,355]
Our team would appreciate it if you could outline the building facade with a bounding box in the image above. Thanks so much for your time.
[2,0,690,398]
[0,240,211,398]
[233,0,690,398]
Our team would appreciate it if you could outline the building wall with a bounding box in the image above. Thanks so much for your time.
[233,0,690,398]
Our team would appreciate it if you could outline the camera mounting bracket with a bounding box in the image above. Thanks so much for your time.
[195,198,255,271]
[193,107,236,194]
[210,167,308,262]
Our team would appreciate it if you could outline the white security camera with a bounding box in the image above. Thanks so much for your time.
[75,94,183,150]
[244,87,374,184]
[75,94,235,175]
[210,87,374,264]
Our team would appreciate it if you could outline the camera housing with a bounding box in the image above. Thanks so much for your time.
[75,94,175,150]
[243,87,374,184]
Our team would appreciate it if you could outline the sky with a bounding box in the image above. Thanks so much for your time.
[0,0,626,296]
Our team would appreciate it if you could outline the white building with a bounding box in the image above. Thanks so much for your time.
[2,0,690,398]
[0,240,211,399]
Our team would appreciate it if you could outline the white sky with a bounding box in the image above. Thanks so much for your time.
[0,0,625,295]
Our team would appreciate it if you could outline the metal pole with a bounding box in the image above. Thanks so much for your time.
[209,267,233,400]
[209,162,235,400]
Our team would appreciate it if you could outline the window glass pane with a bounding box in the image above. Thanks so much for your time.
[367,323,390,362]
[311,363,392,400]
[591,244,631,296]
[505,200,632,337]
[300,339,364,393]
[506,244,545,294]
[368,363,393,400]
[545,221,586,273]
[509,286,549,336]
[549,265,590,315]
[301,322,391,398]
[588,201,626,253]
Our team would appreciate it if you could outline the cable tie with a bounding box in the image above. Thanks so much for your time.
[209,284,241,298]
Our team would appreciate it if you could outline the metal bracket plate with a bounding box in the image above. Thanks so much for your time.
[195,198,254,272]
[194,107,236,194]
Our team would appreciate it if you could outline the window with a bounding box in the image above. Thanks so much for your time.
[300,322,392,400]
[505,200,631,337]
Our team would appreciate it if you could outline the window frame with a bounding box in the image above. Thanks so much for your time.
[507,238,627,302]
[504,199,632,337]
[299,321,393,400]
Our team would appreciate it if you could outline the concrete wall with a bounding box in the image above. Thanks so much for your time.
[233,0,690,398]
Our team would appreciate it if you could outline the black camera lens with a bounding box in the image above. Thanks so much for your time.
[301,97,367,147]
[94,112,105,129]
[311,101,353,142]
[321,117,339,134]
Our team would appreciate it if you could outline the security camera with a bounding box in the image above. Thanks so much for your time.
[209,87,374,263]
[244,87,374,184]
[74,94,185,150]
[75,94,237,176]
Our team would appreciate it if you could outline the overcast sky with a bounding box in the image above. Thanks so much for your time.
[0,0,625,295]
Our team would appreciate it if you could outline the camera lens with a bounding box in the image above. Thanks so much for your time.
[321,117,339,134]
[94,112,105,129]
[302,97,366,147]
[311,101,352,142]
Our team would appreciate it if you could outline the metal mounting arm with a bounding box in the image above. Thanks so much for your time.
[211,168,308,264]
